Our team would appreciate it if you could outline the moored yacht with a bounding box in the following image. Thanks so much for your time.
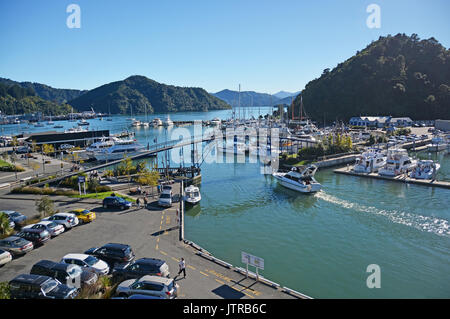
[65,126,88,133]
[163,117,174,127]
[93,139,146,161]
[85,137,118,159]
[426,135,448,152]
[78,119,89,126]
[184,185,201,205]
[410,160,440,180]
[210,118,221,126]
[272,165,322,193]
[378,149,417,177]
[353,148,386,173]
[131,120,141,127]
[153,118,163,126]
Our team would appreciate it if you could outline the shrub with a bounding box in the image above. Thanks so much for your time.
[0,282,10,299]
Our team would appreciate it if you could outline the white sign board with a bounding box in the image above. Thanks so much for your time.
[241,251,264,270]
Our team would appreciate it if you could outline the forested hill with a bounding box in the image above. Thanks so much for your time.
[0,82,72,115]
[291,33,450,122]
[69,75,231,114]
[0,78,86,104]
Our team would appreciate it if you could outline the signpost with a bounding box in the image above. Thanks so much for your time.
[241,251,264,281]
[78,176,86,195]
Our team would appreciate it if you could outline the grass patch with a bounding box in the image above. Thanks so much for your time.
[69,191,135,202]
[0,159,25,172]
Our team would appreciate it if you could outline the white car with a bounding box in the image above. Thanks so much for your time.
[24,221,65,237]
[59,144,75,151]
[158,193,172,207]
[61,253,110,275]
[0,249,12,267]
[161,185,173,196]
[43,213,79,230]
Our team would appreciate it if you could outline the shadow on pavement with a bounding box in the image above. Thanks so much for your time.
[212,285,245,299]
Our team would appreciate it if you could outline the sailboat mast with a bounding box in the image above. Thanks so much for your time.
[238,84,241,122]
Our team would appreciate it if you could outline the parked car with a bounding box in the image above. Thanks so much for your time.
[128,294,165,299]
[158,193,172,207]
[1,210,27,227]
[61,253,110,275]
[30,260,98,289]
[67,209,96,224]
[24,221,64,237]
[15,146,31,154]
[16,228,50,247]
[112,258,170,281]
[59,144,75,151]
[161,185,173,196]
[43,213,79,230]
[0,236,33,256]
[9,274,78,299]
[84,243,135,268]
[116,275,178,299]
[102,196,132,210]
[0,249,12,267]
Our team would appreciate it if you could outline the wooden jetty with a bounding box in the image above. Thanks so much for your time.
[334,166,450,189]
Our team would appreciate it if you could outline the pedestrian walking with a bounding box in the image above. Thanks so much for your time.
[143,196,148,208]
[177,258,186,279]
[136,197,141,209]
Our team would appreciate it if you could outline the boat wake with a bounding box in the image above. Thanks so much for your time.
[315,192,450,237]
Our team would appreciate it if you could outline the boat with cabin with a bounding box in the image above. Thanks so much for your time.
[184,185,201,206]
[272,165,322,193]
[378,149,417,177]
[353,148,387,173]
[409,160,440,180]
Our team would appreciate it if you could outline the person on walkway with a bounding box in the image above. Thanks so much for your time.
[136,197,141,209]
[177,258,186,279]
[143,196,148,208]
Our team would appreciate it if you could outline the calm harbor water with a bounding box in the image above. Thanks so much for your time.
[2,108,449,298]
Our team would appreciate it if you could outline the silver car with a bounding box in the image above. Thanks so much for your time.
[0,249,12,267]
[24,221,65,237]
[116,275,178,299]
[0,236,34,256]
[43,213,79,230]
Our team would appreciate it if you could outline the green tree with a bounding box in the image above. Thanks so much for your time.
[0,212,13,236]
[35,196,55,219]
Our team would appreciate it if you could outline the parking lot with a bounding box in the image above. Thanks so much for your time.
[0,193,297,299]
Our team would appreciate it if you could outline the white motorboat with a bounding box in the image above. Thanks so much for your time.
[163,117,174,127]
[33,122,44,127]
[140,121,150,127]
[131,120,141,127]
[426,136,448,152]
[210,118,221,126]
[410,160,440,179]
[184,185,201,205]
[272,165,322,193]
[378,149,417,177]
[153,118,163,126]
[353,148,387,173]
[65,127,88,133]
[93,139,146,161]
[78,119,89,126]
[85,137,118,159]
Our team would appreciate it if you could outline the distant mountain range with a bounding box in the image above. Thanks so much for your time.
[212,89,300,107]
[0,78,86,104]
[69,75,231,114]
[272,91,301,99]
[0,75,231,115]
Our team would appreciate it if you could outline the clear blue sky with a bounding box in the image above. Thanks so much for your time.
[0,0,448,94]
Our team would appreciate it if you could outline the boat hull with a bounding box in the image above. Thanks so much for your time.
[272,174,321,193]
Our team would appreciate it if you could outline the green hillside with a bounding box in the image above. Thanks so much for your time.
[291,33,450,122]
[0,82,73,115]
[69,75,231,114]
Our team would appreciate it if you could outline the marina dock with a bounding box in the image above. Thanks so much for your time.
[334,166,450,189]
